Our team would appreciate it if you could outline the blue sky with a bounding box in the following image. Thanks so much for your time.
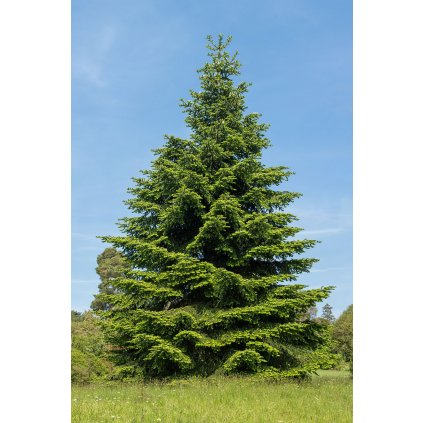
[72,0,352,317]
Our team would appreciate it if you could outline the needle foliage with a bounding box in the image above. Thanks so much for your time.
[99,35,334,379]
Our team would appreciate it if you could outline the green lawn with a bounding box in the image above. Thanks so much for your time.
[72,371,352,423]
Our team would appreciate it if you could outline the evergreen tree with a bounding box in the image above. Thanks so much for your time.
[99,35,334,379]
[321,303,335,324]
[91,247,130,311]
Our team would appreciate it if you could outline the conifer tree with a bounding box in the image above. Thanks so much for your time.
[321,303,335,324]
[99,35,334,379]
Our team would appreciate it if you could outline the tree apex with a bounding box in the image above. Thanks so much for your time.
[206,34,233,51]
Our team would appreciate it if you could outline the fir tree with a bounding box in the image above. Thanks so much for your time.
[99,35,334,379]
[321,303,335,324]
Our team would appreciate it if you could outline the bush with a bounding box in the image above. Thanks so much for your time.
[71,348,112,384]
[71,311,114,383]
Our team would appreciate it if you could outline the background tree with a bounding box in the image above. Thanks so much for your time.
[332,304,353,370]
[321,303,335,324]
[99,35,334,379]
[71,309,83,322]
[91,247,130,311]
[301,306,318,322]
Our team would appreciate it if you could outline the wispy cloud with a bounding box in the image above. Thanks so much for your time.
[73,245,103,253]
[310,266,351,273]
[72,232,103,255]
[73,25,118,87]
[289,198,352,240]
[74,60,106,87]
[72,232,97,240]
[301,227,344,236]
[72,279,98,285]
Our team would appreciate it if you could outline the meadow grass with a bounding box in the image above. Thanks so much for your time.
[72,370,352,423]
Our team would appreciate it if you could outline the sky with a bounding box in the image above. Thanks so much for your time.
[72,0,352,317]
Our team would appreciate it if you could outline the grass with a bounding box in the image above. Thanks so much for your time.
[72,370,352,423]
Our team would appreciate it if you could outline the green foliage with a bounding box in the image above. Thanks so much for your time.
[71,348,111,385]
[99,35,334,379]
[143,342,193,377]
[332,305,353,371]
[71,310,83,322]
[71,311,114,384]
[223,349,266,374]
[91,247,131,311]
[306,344,341,371]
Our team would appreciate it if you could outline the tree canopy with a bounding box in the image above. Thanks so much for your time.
[91,247,130,311]
[98,35,334,379]
[332,304,353,367]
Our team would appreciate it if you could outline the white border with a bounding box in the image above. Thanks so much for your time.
[0,1,70,421]
[354,0,423,420]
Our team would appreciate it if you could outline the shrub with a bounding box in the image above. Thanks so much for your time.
[71,311,114,383]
